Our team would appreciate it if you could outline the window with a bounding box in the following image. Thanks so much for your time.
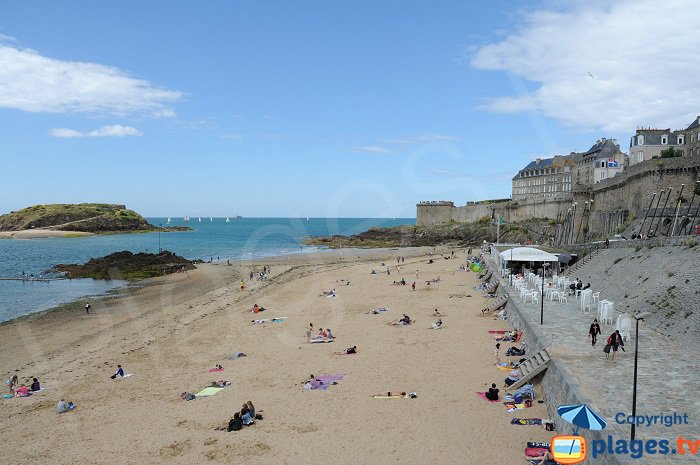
[678,135,685,145]
[600,172,606,180]
[638,134,644,145]
[637,151,644,163]
[661,136,668,145]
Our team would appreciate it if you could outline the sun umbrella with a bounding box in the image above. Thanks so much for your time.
[557,404,607,434]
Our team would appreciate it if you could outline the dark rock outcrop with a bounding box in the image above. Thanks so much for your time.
[53,250,196,280]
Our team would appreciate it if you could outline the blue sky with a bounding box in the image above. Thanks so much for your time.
[2,0,699,217]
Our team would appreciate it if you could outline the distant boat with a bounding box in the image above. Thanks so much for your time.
[167,217,171,223]
[198,217,202,222]
[225,217,230,223]
[236,215,243,219]
[184,216,190,222]
[306,217,309,221]
[209,217,213,222]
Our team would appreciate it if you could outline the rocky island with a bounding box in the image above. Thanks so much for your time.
[53,250,196,280]
[303,218,548,248]
[0,203,190,238]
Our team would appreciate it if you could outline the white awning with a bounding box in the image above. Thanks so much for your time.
[499,247,558,263]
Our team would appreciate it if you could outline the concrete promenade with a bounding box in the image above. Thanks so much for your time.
[496,269,699,464]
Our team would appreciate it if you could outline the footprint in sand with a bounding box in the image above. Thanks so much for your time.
[159,439,192,457]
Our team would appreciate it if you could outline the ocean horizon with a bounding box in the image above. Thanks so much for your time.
[0,217,414,322]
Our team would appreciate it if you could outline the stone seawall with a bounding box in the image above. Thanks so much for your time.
[500,295,628,465]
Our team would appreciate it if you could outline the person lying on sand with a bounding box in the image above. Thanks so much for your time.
[372,391,407,398]
[180,392,196,401]
[303,375,323,390]
[322,289,336,297]
[208,380,231,388]
[346,346,357,354]
[431,319,443,329]
[14,384,31,397]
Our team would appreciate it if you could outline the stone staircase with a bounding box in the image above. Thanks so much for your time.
[506,348,551,391]
[563,247,603,276]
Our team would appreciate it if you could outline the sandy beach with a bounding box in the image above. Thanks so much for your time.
[0,247,551,465]
[0,230,93,239]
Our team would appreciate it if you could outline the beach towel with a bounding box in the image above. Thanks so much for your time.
[504,402,527,412]
[334,351,358,356]
[195,387,224,397]
[511,418,543,426]
[253,317,287,324]
[310,338,334,344]
[115,373,133,380]
[2,394,13,399]
[305,374,344,391]
[208,368,224,372]
[488,330,509,334]
[227,352,247,360]
[475,391,499,403]
[525,447,550,457]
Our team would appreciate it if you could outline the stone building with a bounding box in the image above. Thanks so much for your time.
[681,116,700,158]
[511,155,574,201]
[573,138,626,187]
[629,128,685,166]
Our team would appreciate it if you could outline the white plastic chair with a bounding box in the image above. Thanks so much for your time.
[592,292,600,303]
[620,317,632,342]
[558,294,568,304]
[581,292,592,313]
[531,292,539,305]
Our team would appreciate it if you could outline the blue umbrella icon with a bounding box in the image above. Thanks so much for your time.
[557,404,607,435]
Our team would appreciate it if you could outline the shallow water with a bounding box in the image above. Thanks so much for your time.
[0,217,413,321]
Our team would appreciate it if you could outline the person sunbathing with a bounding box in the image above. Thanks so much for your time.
[399,314,411,325]
[504,366,521,387]
[56,399,74,413]
[431,319,443,329]
[485,383,499,401]
[303,375,323,390]
[209,380,231,388]
[346,346,357,354]
[14,384,31,397]
[180,392,196,401]
[30,378,41,392]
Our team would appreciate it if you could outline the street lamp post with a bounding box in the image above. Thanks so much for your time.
[540,263,549,325]
[631,312,651,441]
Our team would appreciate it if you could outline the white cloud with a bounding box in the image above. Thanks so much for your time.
[471,0,700,132]
[353,145,391,154]
[49,125,142,138]
[0,44,182,117]
[0,34,17,43]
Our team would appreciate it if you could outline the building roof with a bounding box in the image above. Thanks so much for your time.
[686,116,700,130]
[581,138,622,160]
[499,247,558,263]
[630,131,684,147]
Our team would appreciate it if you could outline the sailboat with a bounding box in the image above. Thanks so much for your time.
[210,217,213,222]
[184,216,190,222]
[198,217,202,222]
[167,217,171,223]
[225,217,230,223]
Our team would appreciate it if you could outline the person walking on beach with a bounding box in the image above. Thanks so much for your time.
[608,330,624,362]
[588,319,601,346]
[411,282,416,291]
[85,303,91,314]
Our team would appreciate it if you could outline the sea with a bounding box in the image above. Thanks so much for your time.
[0,217,413,322]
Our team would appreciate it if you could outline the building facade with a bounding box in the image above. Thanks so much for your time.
[573,138,626,187]
[511,155,574,202]
[681,116,700,158]
[629,128,685,166]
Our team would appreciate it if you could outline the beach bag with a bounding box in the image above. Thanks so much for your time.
[607,336,612,345]
[603,344,611,354]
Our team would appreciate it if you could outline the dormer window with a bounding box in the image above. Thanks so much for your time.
[638,135,644,145]
[662,136,668,145]
[678,135,685,145]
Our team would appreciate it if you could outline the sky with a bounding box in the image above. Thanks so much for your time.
[2,0,699,218]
